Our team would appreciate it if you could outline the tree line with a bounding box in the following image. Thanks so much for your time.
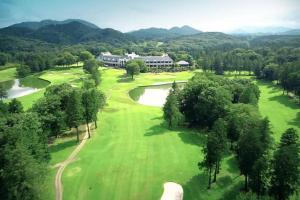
[0,68,105,200]
[193,47,300,102]
[163,74,300,200]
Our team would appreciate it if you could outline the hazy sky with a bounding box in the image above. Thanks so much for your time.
[0,0,300,32]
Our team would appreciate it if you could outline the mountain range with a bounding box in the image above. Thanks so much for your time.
[230,26,300,36]
[128,25,202,39]
[0,19,132,45]
[0,19,299,46]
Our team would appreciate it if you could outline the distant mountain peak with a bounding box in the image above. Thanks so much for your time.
[10,19,99,30]
[128,25,201,39]
[169,25,201,35]
[0,19,131,45]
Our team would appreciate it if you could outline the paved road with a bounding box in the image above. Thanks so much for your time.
[55,125,89,200]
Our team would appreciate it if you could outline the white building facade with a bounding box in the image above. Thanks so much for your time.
[98,52,174,68]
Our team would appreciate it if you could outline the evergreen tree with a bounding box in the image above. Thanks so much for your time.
[270,128,300,200]
[237,129,264,191]
[66,90,83,142]
[211,118,228,182]
[199,132,219,189]
[82,89,94,138]
[163,82,183,128]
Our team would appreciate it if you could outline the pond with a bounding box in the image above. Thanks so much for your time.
[0,76,50,99]
[129,82,186,107]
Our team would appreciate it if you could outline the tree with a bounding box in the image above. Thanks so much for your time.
[83,59,101,86]
[79,50,93,62]
[270,131,300,200]
[82,79,95,90]
[91,68,101,86]
[249,154,270,197]
[32,95,66,138]
[226,104,260,149]
[91,88,106,128]
[279,128,299,147]
[237,129,264,191]
[83,58,98,74]
[0,52,9,66]
[0,113,49,200]
[8,98,23,113]
[16,65,31,78]
[126,62,140,79]
[0,100,8,116]
[211,118,228,182]
[66,90,83,142]
[82,89,94,138]
[163,92,183,128]
[199,132,219,189]
[0,84,7,100]
[239,84,260,105]
[135,59,147,73]
[179,74,232,128]
[56,52,76,67]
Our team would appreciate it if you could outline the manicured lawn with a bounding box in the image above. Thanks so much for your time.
[257,81,300,141]
[0,67,16,82]
[16,68,86,109]
[61,69,243,200]
[14,68,299,200]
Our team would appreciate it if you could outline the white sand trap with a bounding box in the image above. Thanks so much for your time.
[161,182,183,200]
[137,88,170,107]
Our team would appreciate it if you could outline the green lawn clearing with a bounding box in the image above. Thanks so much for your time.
[0,67,16,82]
[257,81,300,141]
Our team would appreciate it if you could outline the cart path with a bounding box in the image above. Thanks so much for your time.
[55,125,90,200]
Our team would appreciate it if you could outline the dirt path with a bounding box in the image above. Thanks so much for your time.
[55,125,90,200]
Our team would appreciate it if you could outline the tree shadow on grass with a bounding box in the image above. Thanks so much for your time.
[183,173,209,199]
[288,112,300,128]
[144,121,169,136]
[145,120,205,147]
[219,181,244,200]
[117,74,134,83]
[269,95,300,109]
[183,173,243,200]
[226,156,240,174]
[49,140,77,154]
[178,131,205,147]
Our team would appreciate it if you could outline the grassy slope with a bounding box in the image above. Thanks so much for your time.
[62,69,242,200]
[0,67,16,82]
[257,81,300,141]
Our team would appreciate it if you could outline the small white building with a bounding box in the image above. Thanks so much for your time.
[176,60,189,67]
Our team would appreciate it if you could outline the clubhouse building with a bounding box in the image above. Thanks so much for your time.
[98,52,174,68]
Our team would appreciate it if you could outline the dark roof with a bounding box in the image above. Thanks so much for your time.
[139,56,173,62]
